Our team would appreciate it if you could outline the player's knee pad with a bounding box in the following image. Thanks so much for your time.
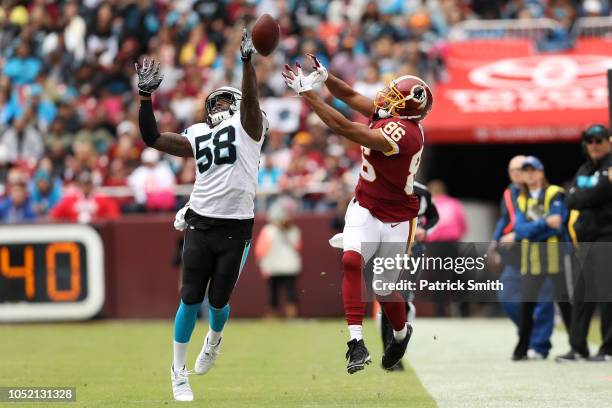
[180,284,205,305]
[342,250,363,275]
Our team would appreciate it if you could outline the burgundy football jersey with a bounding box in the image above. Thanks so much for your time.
[354,116,424,223]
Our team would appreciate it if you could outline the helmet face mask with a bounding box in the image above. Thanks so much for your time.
[374,86,402,113]
[374,75,432,121]
[205,87,242,127]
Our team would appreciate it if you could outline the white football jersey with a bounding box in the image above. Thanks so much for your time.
[183,112,267,219]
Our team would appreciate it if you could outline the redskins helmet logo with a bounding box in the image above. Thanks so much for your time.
[410,85,427,108]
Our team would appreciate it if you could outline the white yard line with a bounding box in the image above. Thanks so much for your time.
[408,318,612,408]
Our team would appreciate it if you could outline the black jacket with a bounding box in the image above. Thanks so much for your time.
[413,182,439,230]
[566,152,612,242]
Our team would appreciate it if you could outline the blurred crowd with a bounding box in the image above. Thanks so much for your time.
[0,0,610,223]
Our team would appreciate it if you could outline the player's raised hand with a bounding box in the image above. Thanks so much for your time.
[282,62,318,95]
[135,57,163,96]
[240,28,256,62]
[306,53,328,84]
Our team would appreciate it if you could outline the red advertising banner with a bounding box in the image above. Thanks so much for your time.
[425,38,612,143]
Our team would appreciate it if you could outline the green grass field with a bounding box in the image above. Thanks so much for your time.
[1,320,436,408]
[3,318,611,408]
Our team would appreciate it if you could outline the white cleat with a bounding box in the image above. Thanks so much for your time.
[171,365,193,402]
[194,333,222,375]
[527,349,546,360]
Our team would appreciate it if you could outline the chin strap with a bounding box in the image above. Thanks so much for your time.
[377,109,391,118]
[377,108,416,121]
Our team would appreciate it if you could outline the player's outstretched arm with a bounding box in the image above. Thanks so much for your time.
[306,54,373,118]
[283,63,391,152]
[239,29,263,142]
[136,58,192,157]
[302,90,390,152]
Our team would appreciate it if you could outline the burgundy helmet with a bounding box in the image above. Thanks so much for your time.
[374,75,433,121]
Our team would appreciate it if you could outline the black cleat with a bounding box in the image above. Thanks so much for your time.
[511,352,528,361]
[346,339,371,374]
[382,324,413,370]
[554,350,588,363]
[586,352,612,362]
[384,360,405,372]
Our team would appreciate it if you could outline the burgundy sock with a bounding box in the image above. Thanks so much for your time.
[378,291,407,331]
[342,251,366,326]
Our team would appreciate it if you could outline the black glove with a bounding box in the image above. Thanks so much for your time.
[135,57,163,96]
[240,29,256,62]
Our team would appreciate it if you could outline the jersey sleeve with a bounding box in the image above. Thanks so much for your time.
[378,118,423,157]
[262,111,270,135]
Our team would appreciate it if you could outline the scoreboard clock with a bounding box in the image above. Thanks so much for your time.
[0,224,104,322]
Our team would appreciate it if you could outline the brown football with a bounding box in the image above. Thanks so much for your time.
[251,14,280,56]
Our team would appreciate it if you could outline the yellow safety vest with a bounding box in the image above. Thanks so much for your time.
[517,185,565,276]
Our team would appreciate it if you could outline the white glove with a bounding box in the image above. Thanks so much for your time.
[306,53,328,84]
[174,202,190,231]
[282,62,319,94]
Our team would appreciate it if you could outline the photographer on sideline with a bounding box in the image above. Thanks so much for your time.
[556,124,612,363]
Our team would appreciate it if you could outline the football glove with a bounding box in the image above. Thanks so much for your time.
[240,28,256,62]
[306,53,328,84]
[282,62,319,95]
[135,57,163,96]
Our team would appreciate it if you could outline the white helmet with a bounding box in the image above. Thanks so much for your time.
[205,86,242,127]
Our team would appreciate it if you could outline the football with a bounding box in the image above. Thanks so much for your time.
[252,14,280,56]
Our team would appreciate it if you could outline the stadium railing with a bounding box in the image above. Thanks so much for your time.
[448,17,612,41]
[448,18,559,41]
[572,16,612,38]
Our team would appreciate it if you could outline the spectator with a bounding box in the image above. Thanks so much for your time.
[255,197,302,318]
[258,156,282,190]
[29,169,63,216]
[45,118,73,157]
[426,180,467,242]
[1,114,44,164]
[103,158,133,209]
[62,1,87,62]
[0,177,36,223]
[538,0,576,51]
[87,3,119,67]
[557,124,612,362]
[3,41,42,86]
[127,148,177,212]
[28,84,57,133]
[353,63,385,101]
[179,23,217,68]
[74,116,114,156]
[50,170,119,223]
